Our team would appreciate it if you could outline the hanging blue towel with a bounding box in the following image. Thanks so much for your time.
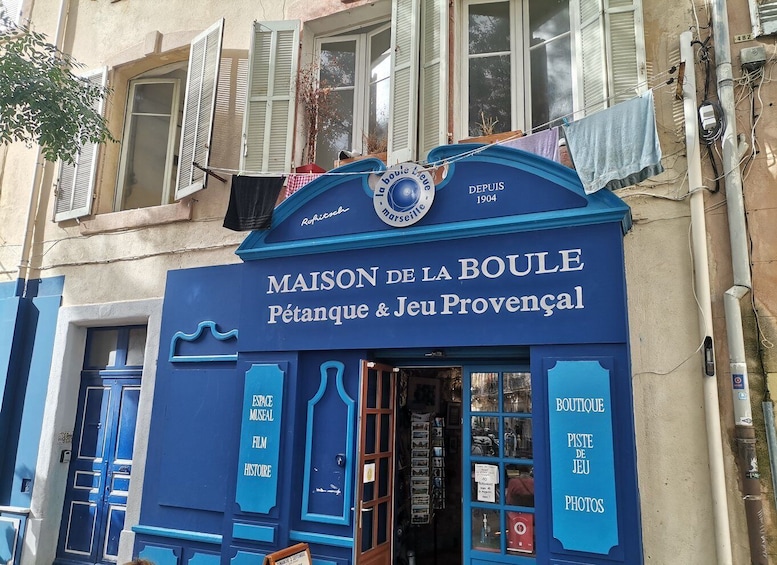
[562,91,664,194]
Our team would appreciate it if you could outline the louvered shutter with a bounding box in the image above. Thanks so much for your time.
[241,20,299,174]
[1,0,22,25]
[175,19,224,200]
[574,0,608,117]
[418,0,448,162]
[749,0,777,36]
[606,0,645,104]
[53,68,107,222]
[387,0,421,165]
[574,0,645,116]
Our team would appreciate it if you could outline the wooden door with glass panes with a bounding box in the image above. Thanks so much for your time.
[463,366,535,562]
[355,361,396,565]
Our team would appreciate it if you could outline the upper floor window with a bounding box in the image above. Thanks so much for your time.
[116,67,185,211]
[462,0,644,137]
[314,23,391,169]
[53,20,224,222]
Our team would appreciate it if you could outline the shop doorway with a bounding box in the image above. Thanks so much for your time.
[392,366,463,565]
[355,358,534,565]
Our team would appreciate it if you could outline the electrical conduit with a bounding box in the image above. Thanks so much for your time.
[710,0,769,562]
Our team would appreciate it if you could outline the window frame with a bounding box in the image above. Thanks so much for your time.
[314,22,392,166]
[114,76,183,212]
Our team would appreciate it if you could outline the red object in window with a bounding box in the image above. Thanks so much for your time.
[507,511,534,554]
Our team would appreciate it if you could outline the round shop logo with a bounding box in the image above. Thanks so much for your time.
[373,163,435,227]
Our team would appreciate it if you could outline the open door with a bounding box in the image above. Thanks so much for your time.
[355,361,397,565]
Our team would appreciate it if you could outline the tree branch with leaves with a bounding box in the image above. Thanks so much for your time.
[0,10,114,163]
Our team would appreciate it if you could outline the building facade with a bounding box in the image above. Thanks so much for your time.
[0,0,776,564]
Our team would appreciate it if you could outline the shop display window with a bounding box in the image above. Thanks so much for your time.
[467,368,535,560]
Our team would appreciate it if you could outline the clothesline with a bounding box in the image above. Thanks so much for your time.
[205,77,674,180]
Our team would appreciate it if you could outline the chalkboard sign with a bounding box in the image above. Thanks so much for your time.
[263,543,311,565]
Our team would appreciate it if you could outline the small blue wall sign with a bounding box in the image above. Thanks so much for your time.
[236,364,284,514]
[548,360,618,555]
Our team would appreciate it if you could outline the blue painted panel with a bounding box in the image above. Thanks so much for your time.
[236,364,284,514]
[240,222,626,352]
[232,522,275,543]
[264,151,588,246]
[63,501,97,553]
[231,550,266,565]
[302,361,354,524]
[189,551,221,565]
[156,369,236,512]
[105,506,125,558]
[116,387,140,460]
[547,360,618,555]
[139,544,180,565]
[240,146,629,261]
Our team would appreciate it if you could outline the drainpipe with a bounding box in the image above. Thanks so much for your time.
[710,1,769,563]
[680,30,733,565]
[17,0,70,296]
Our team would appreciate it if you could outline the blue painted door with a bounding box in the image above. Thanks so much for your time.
[56,327,144,565]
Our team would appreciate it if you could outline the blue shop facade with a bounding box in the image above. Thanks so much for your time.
[132,145,642,565]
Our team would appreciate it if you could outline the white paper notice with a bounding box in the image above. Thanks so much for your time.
[477,482,496,502]
[474,463,499,484]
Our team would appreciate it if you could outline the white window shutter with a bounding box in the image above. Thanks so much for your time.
[573,0,608,117]
[749,0,777,36]
[387,0,421,165]
[240,20,299,174]
[606,0,646,104]
[418,0,448,162]
[175,19,224,200]
[1,0,22,25]
[53,67,107,222]
[573,0,645,117]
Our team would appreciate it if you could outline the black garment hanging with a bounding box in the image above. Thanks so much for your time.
[223,175,285,231]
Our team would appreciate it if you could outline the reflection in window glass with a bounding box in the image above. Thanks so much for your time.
[88,330,119,368]
[505,417,533,459]
[126,327,147,366]
[471,372,499,412]
[368,28,391,152]
[470,416,499,457]
[467,2,511,136]
[503,372,531,413]
[529,0,571,129]
[117,73,184,211]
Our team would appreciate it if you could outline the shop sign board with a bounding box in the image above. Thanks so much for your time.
[548,360,618,555]
[241,224,626,351]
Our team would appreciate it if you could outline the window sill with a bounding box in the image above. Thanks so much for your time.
[79,200,192,235]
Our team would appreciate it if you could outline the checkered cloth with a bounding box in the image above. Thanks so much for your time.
[285,172,324,199]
